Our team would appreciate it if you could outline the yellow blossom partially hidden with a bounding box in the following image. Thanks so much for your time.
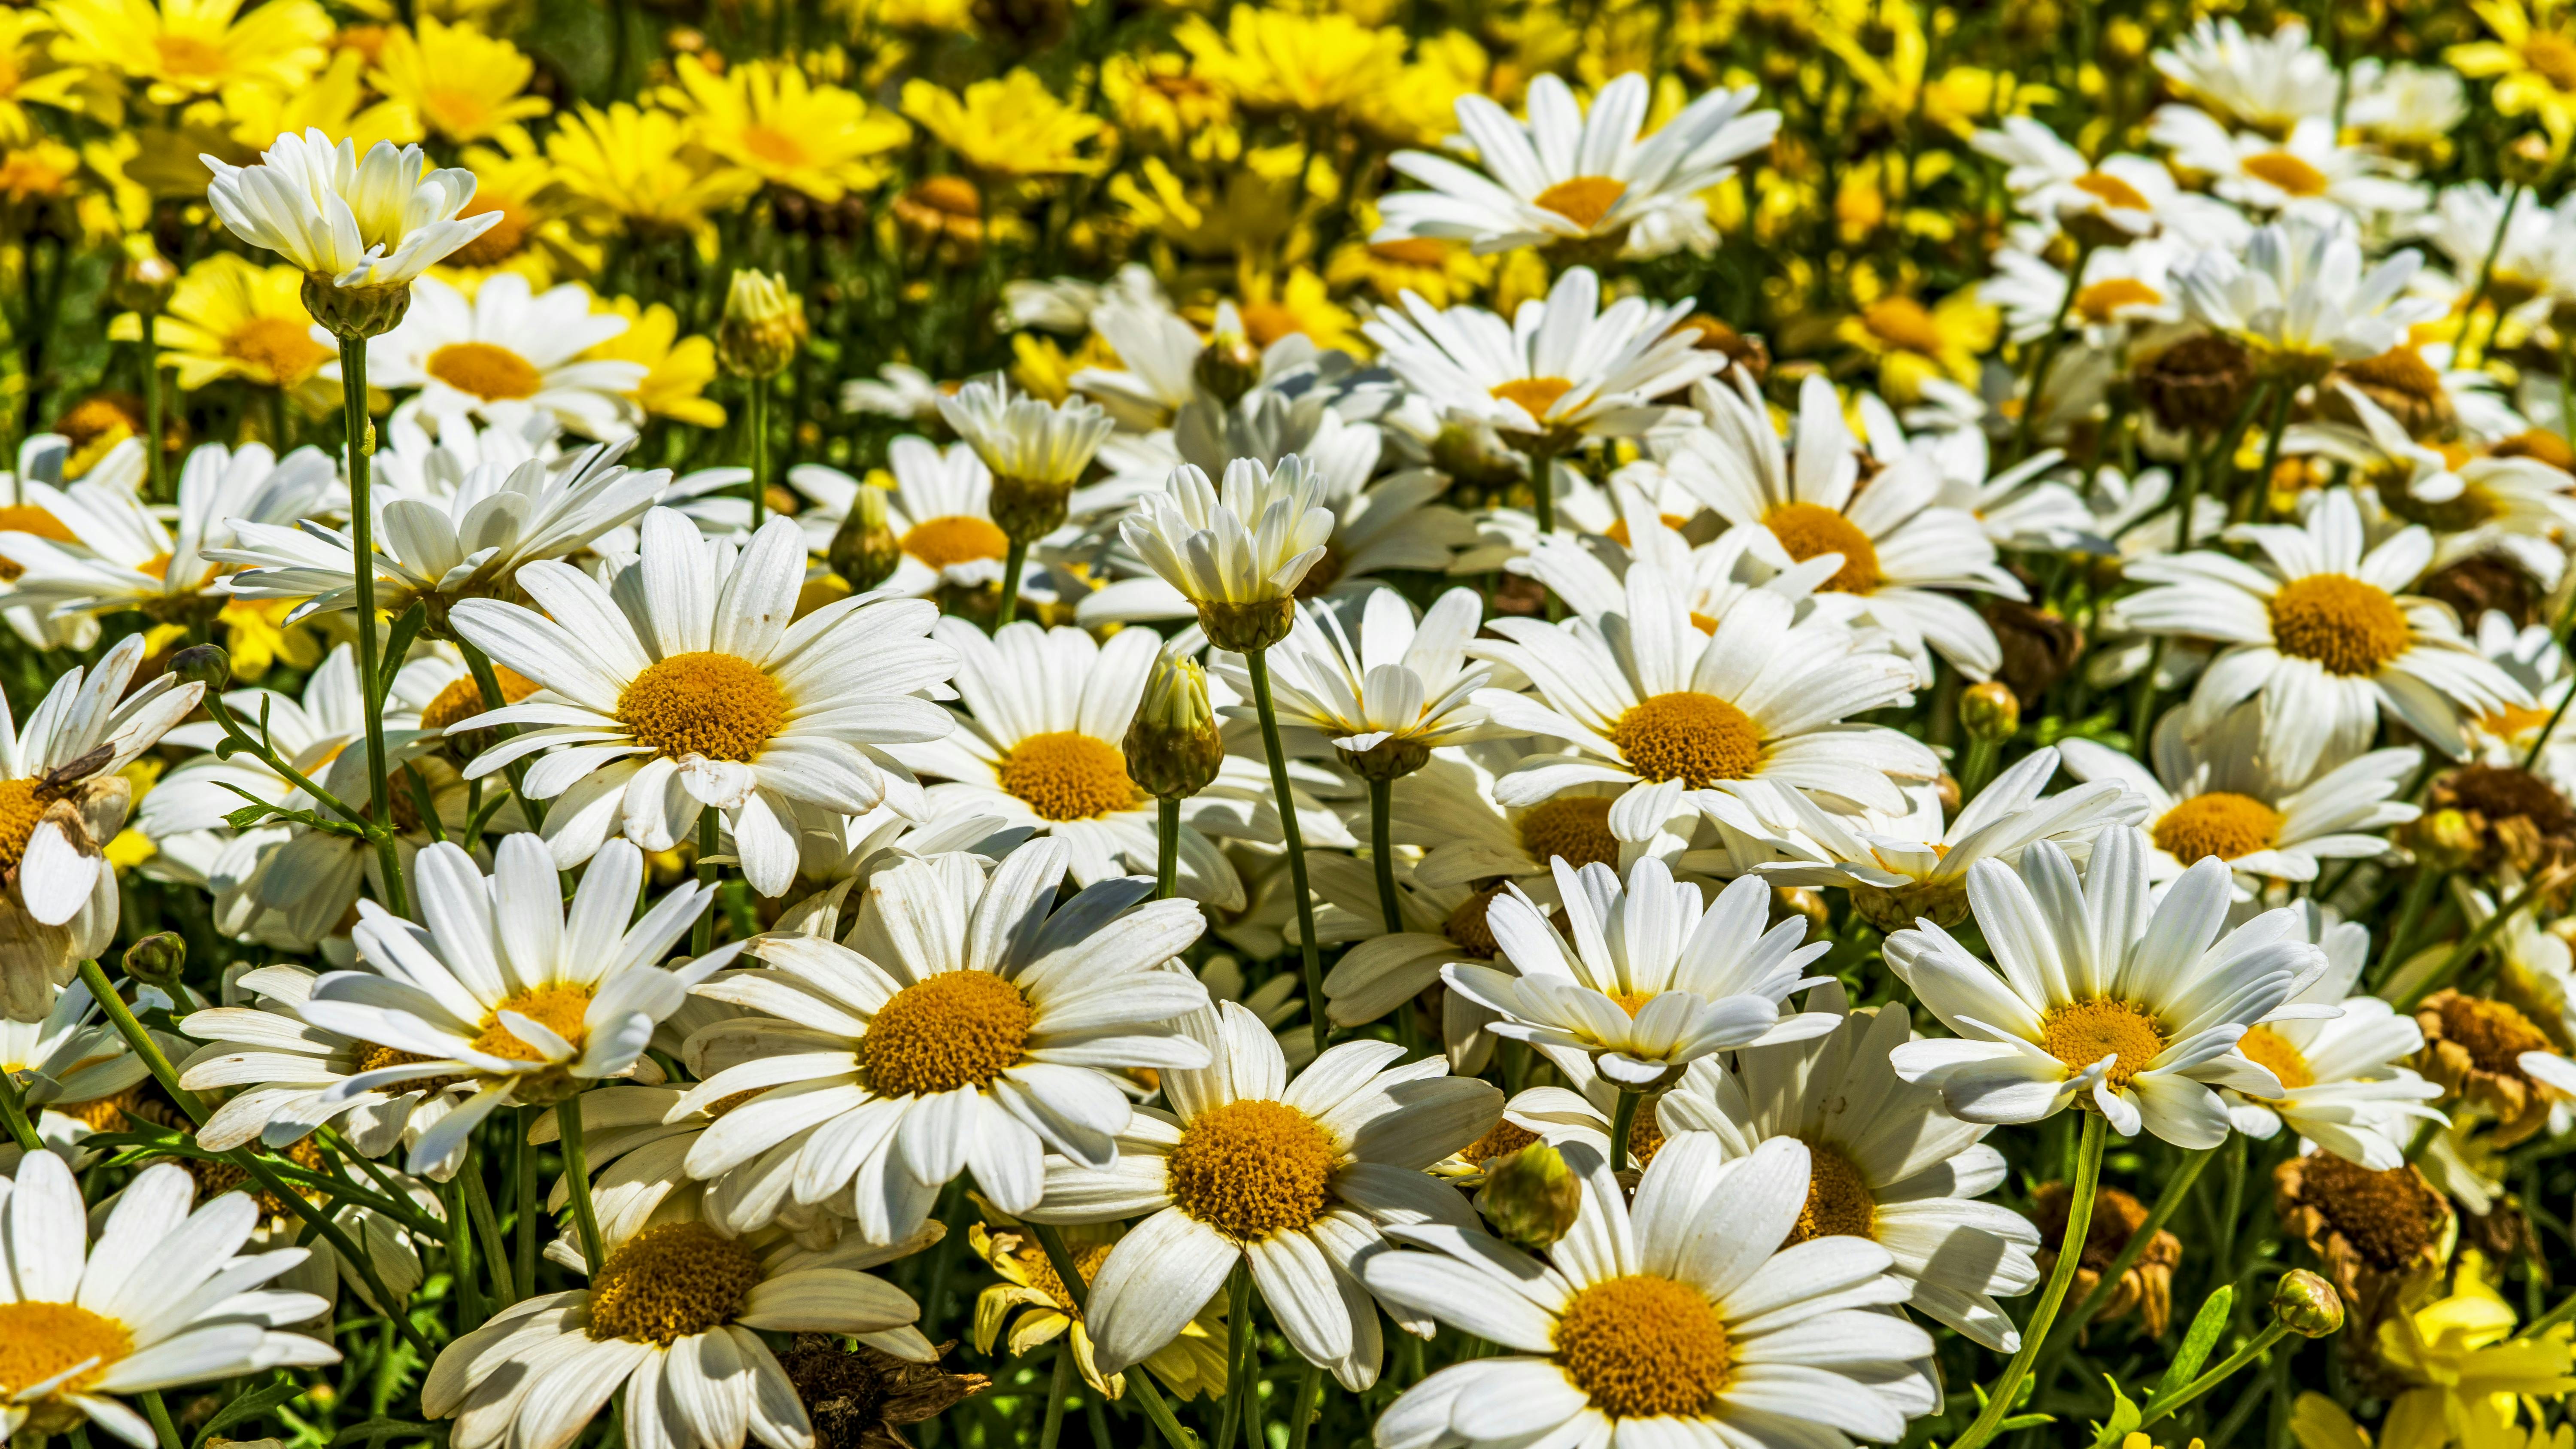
[902,71,1109,178]
[1838,286,1998,402]
[51,0,332,106]
[1355,29,1484,145]
[1102,52,1232,152]
[438,136,598,286]
[221,47,419,156]
[1327,204,1493,307]
[662,54,907,204]
[1820,0,2054,136]
[1111,148,1314,260]
[2372,1252,2576,1449]
[1010,334,1078,403]
[1175,9,1405,119]
[0,10,93,144]
[367,16,550,147]
[2450,0,2576,143]
[2288,1395,2370,1449]
[1233,269,1362,355]
[219,596,326,680]
[588,297,725,429]
[965,1216,1228,1403]
[547,101,760,246]
[108,252,335,410]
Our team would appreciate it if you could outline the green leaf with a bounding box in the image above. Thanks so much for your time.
[2150,1286,2236,1406]
[194,1374,305,1448]
[2087,1374,2141,1449]
[377,603,428,709]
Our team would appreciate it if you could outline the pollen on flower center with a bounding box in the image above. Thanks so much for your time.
[1787,1143,1877,1243]
[618,651,788,762]
[2434,993,2552,1075]
[1013,1238,1112,1314]
[1532,175,1628,230]
[0,1300,134,1399]
[2266,574,2410,677]
[226,316,334,386]
[1491,377,1577,421]
[1165,1098,1340,1240]
[1762,502,1884,593]
[1612,691,1764,788]
[355,1042,464,1094]
[2074,278,2163,323]
[2151,790,2284,863]
[863,970,1033,1097]
[470,984,594,1063]
[902,514,1011,570]
[1554,1274,1732,1419]
[1519,796,1619,871]
[998,731,1139,821]
[2237,1025,2314,1091]
[586,1221,765,1344]
[0,777,51,870]
[1459,1117,1539,1166]
[422,666,544,737]
[2526,32,2576,89]
[1445,883,1507,959]
[2072,170,2152,212]
[426,341,545,402]
[2242,150,2331,197]
[2040,999,2167,1091]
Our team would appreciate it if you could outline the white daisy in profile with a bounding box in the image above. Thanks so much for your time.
[3,976,154,1153]
[2175,218,2441,379]
[2295,389,2576,590]
[887,619,1267,909]
[1968,117,2250,246]
[0,1152,338,1446]
[1364,267,1722,446]
[2226,905,2443,1170]
[1884,830,2324,1147]
[424,1204,929,1449]
[1217,586,1493,777]
[936,378,1117,538]
[841,362,945,423]
[361,274,644,440]
[1467,566,1936,830]
[787,438,1021,596]
[446,508,957,893]
[1653,981,2044,1350]
[1374,73,1776,259]
[1395,747,1625,897]
[672,843,1212,1243]
[2117,486,2527,785]
[1118,455,1335,647]
[2151,111,2425,224]
[1445,857,1837,1086]
[1665,370,2027,680]
[2152,16,2342,135]
[1506,482,1855,629]
[203,128,498,291]
[297,835,728,1175]
[1366,1134,1934,1449]
[1025,1000,1502,1391]
[2465,610,2576,781]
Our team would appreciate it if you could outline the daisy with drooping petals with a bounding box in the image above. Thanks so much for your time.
[361,275,644,440]
[1216,586,1493,777]
[297,835,729,1176]
[1884,829,2324,1147]
[1365,1134,1935,1449]
[1118,455,1336,649]
[1374,72,1777,260]
[673,843,1212,1245]
[969,1212,1231,1403]
[2118,487,2528,785]
[2225,905,2444,1170]
[203,129,498,293]
[446,509,956,893]
[1444,857,1837,1087]
[1025,1000,1501,1391]
[0,1153,339,1445]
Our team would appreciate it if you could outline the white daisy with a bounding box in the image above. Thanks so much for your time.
[936,378,1116,544]
[1365,1133,1935,1449]
[786,438,1023,596]
[1394,746,1624,897]
[2227,904,2443,1170]
[1968,117,2250,246]
[671,842,1212,1243]
[2174,218,2442,380]
[1216,586,1493,777]
[1504,481,1858,628]
[203,128,497,292]
[1117,455,1335,649]
[2151,17,2342,136]
[1987,241,2187,347]
[2,976,154,1152]
[446,508,957,894]
[1374,72,1777,260]
[2118,486,2529,784]
[2151,111,2425,224]
[2464,610,2576,783]
[2298,391,2576,590]
[1025,1000,1501,1391]
[840,362,945,424]
[2347,61,2470,152]
[297,834,730,1175]
[361,274,645,440]
[1883,829,2325,1147]
[0,1152,337,1445]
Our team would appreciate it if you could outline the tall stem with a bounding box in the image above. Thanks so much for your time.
[1607,1088,1643,1174]
[1247,647,1329,1059]
[2030,1144,2215,1397]
[461,639,547,830]
[140,326,166,502]
[2141,1324,2294,1426]
[2244,384,2296,524]
[555,1097,606,1272]
[1285,1364,1324,1449]
[444,1173,484,1329]
[748,374,769,531]
[339,336,406,917]
[1031,1222,1200,1449]
[461,1161,516,1306]
[1216,1265,1255,1449]
[0,1065,43,1150]
[1951,1111,2110,1449]
[2458,183,2525,371]
[692,806,720,957]
[515,1105,540,1297]
[1525,446,1557,538]
[1037,1344,1074,1449]
[1156,796,1180,901]
[143,1391,183,1449]
[1367,776,1403,936]
[2009,237,2097,463]
[996,539,1029,627]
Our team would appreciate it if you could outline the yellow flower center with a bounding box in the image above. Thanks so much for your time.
[2151,791,2284,863]
[0,504,71,583]
[2074,278,2163,324]
[1519,796,1621,872]
[0,777,50,870]
[1165,1098,1339,1240]
[2040,999,2167,1091]
[1491,377,1577,421]
[1459,1117,1539,1165]
[1532,175,1628,230]
[426,341,545,402]
[2525,31,2576,91]
[902,515,1011,570]
[617,651,788,762]
[1444,882,1507,959]
[1239,301,1306,349]
[863,971,1033,1097]
[0,1301,134,1398]
[225,316,333,387]
[2436,993,2553,1075]
[2237,1025,2314,1091]
[1612,691,1764,788]
[2266,574,2411,677]
[150,33,228,80]
[2241,150,2331,197]
[586,1222,765,1344]
[1012,1238,1113,1313]
[998,730,1138,822]
[354,1042,463,1094]
[1862,297,1948,356]
[741,125,813,169]
[420,667,543,737]
[2071,170,2152,212]
[1786,1143,1877,1244]
[469,985,593,1062]
[2485,701,2558,740]
[2342,345,2445,402]
[1554,1274,1732,1419]
[1762,502,1883,593]
[446,197,535,269]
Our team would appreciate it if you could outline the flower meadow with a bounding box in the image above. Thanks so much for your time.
[18,2,2576,1449]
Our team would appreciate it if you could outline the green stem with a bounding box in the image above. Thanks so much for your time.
[1285,1363,1324,1449]
[515,1105,540,1300]
[1526,445,1557,539]
[2032,1145,2216,1394]
[1607,1088,1642,1174]
[140,327,166,503]
[1367,776,1403,935]
[78,958,203,1121]
[2458,183,2524,371]
[461,640,547,831]
[2242,383,2296,523]
[2009,237,2097,463]
[556,1098,606,1272]
[1031,1222,1200,1449]
[1952,1111,2109,1449]
[1038,1343,1074,1449]
[1216,1266,1255,1449]
[2515,1288,2576,1341]
[2140,1324,2293,1427]
[444,1173,484,1329]
[0,1064,43,1151]
[997,539,1029,628]
[693,806,719,957]
[338,337,405,918]
[748,374,769,531]
[2398,871,2557,1011]
[1247,648,1329,1060]
[142,1391,182,1449]
[1156,796,1181,902]
[462,1159,516,1305]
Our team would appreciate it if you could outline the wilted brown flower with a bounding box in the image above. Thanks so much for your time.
[2423,766,2576,881]
[776,1335,989,1449]
[2416,989,2562,1148]
[2325,345,2454,437]
[2032,1182,2182,1337]
[2134,333,2254,434]
[2275,1151,2454,1327]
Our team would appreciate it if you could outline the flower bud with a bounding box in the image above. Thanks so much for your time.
[2504,134,2560,188]
[2272,1268,2345,1338]
[1474,1142,1583,1251]
[169,643,233,691]
[718,270,805,379]
[1960,680,2020,744]
[827,485,901,593]
[301,273,413,340]
[1124,649,1224,800]
[1194,328,1262,409]
[122,931,187,991]
[1196,597,1298,654]
[111,236,179,316]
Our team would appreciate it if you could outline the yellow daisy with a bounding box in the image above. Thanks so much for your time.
[217,595,325,680]
[220,46,419,154]
[108,251,337,408]
[901,70,1110,178]
[0,9,91,143]
[47,0,331,105]
[661,53,907,204]
[1325,202,1493,307]
[437,136,599,285]
[2449,0,2576,142]
[1101,51,1232,152]
[588,295,726,429]
[545,100,760,244]
[1175,8,1406,119]
[366,16,550,147]
[1232,267,1363,355]
[1837,285,1999,401]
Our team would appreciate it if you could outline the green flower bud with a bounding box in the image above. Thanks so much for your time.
[1124,648,1224,800]
[169,643,233,691]
[301,273,413,340]
[2272,1267,2345,1338]
[122,931,187,992]
[1475,1142,1583,1252]
[828,485,901,593]
[718,269,805,379]
[1194,328,1262,409]
[1960,680,2020,744]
